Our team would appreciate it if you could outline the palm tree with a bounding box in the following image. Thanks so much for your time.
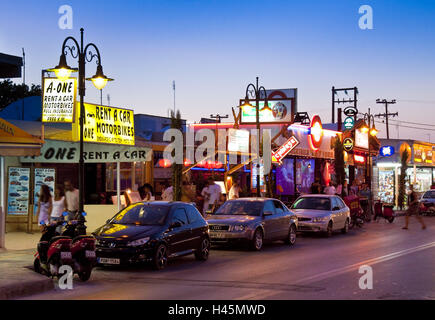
[170,110,183,201]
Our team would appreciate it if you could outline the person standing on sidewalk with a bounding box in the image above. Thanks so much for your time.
[64,179,78,221]
[403,185,426,230]
[36,184,52,231]
[228,181,240,200]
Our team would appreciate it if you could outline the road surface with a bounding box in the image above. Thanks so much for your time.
[23,216,435,300]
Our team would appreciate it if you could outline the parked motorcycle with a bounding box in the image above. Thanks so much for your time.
[344,194,364,229]
[34,212,96,281]
[34,220,73,278]
[374,201,395,223]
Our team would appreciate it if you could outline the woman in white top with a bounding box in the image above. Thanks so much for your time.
[51,185,67,222]
[36,184,53,231]
[142,184,155,201]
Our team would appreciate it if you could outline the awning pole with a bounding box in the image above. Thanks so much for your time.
[117,162,121,211]
[0,156,5,248]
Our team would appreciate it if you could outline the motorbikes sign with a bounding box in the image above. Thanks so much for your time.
[42,78,77,123]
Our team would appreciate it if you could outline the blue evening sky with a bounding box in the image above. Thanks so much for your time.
[1,0,435,141]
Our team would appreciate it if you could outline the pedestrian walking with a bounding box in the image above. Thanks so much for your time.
[228,181,240,200]
[51,185,66,223]
[36,184,52,231]
[64,179,78,221]
[403,185,426,230]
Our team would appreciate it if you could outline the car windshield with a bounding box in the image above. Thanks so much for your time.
[292,197,331,211]
[215,201,263,216]
[111,203,169,225]
[423,191,435,199]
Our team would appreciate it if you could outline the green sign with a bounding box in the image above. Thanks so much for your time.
[344,117,355,130]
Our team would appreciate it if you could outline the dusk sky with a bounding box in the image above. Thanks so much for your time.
[1,0,435,141]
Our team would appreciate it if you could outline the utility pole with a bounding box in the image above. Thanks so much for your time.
[332,87,358,123]
[22,48,25,120]
[375,99,398,139]
[173,80,176,113]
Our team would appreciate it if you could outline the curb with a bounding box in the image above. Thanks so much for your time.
[0,275,54,300]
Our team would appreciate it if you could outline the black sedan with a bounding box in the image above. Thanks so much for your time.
[93,201,210,270]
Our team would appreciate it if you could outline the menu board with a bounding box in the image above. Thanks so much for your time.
[7,167,30,215]
[33,168,56,214]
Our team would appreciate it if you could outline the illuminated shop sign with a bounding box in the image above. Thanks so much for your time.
[343,138,354,152]
[355,128,369,150]
[239,99,294,124]
[380,146,395,157]
[354,154,365,164]
[42,78,77,123]
[343,116,355,130]
[228,129,250,153]
[308,115,323,151]
[82,103,135,146]
[413,144,433,164]
[343,106,358,117]
[272,136,300,165]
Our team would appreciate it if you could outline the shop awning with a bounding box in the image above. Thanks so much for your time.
[0,118,43,156]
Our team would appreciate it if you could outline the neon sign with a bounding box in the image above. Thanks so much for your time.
[354,154,365,164]
[308,115,324,151]
[272,136,300,165]
[380,146,394,157]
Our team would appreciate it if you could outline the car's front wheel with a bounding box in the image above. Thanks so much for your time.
[152,244,168,270]
[285,224,297,245]
[250,229,263,251]
[195,237,210,261]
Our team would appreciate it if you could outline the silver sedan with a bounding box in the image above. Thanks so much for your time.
[206,198,298,250]
[290,195,350,237]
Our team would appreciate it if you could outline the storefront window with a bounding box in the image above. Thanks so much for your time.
[406,167,432,192]
[378,169,395,204]
[106,162,132,192]
[296,159,315,194]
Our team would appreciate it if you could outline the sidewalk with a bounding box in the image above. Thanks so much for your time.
[0,248,54,300]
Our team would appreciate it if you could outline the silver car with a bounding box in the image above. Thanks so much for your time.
[420,190,435,215]
[206,198,298,250]
[290,195,350,237]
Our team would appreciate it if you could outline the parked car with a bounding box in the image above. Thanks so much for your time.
[420,190,435,215]
[206,198,298,251]
[291,195,350,237]
[93,201,210,270]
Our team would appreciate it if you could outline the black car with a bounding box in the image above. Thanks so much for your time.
[93,201,210,270]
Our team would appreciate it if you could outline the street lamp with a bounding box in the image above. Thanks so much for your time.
[241,77,270,197]
[49,28,113,217]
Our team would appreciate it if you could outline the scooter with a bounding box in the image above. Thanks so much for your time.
[344,195,364,229]
[60,212,96,281]
[34,221,73,278]
[374,201,395,223]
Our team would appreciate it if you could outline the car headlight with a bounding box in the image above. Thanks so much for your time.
[127,237,150,247]
[231,225,246,232]
[312,216,329,223]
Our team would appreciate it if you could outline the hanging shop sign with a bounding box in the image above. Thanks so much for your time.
[21,139,151,163]
[354,154,366,164]
[380,145,395,157]
[272,136,300,165]
[82,103,135,145]
[308,115,323,151]
[228,128,250,153]
[343,106,358,117]
[239,99,294,124]
[355,128,369,150]
[343,138,354,152]
[42,78,77,123]
[413,144,433,165]
[33,168,56,215]
[343,116,355,130]
[7,167,30,215]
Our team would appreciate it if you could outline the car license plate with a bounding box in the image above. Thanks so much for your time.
[60,252,72,260]
[211,232,226,239]
[98,257,120,265]
[85,250,96,258]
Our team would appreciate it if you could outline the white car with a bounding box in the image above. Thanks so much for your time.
[290,195,351,237]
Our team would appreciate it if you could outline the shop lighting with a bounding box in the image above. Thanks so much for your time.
[48,53,77,81]
[376,162,402,168]
[370,127,378,137]
[86,65,114,90]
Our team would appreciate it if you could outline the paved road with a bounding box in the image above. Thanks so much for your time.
[23,216,435,300]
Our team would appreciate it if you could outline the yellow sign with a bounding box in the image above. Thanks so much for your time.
[82,103,135,146]
[42,78,77,123]
[413,144,433,164]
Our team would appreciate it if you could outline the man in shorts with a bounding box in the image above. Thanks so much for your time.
[403,185,426,230]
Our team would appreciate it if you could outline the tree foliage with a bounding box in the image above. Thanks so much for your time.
[398,149,409,209]
[0,80,41,110]
[170,110,183,201]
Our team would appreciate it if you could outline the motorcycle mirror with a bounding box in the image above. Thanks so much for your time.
[62,211,69,217]
[81,212,87,217]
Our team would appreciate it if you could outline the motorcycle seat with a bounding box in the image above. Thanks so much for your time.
[49,235,72,245]
[72,235,94,243]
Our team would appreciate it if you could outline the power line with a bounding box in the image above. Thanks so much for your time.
[387,119,435,128]
[374,120,435,132]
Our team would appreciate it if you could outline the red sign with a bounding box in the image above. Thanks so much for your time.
[272,136,300,165]
[308,115,324,151]
[354,154,365,164]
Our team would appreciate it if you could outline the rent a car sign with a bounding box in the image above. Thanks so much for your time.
[82,103,135,146]
[42,78,77,123]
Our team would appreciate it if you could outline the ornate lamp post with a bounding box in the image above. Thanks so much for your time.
[49,28,113,216]
[240,77,270,197]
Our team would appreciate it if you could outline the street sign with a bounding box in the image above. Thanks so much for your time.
[343,138,354,152]
[272,136,300,165]
[343,116,355,130]
[343,106,358,117]
[42,78,77,123]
